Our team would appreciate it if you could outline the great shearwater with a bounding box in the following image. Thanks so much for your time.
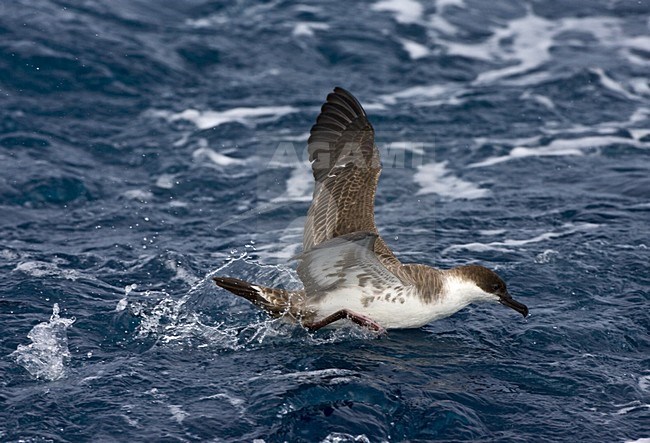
[214,87,529,332]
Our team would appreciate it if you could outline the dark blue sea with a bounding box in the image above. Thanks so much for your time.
[1,1,649,441]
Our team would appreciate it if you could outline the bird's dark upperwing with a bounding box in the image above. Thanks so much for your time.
[303,87,400,269]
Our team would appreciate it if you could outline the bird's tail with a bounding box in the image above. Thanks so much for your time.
[213,276,303,318]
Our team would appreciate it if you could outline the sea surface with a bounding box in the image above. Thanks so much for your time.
[1,1,649,441]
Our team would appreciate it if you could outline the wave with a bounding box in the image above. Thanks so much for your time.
[442,223,599,254]
[153,106,298,130]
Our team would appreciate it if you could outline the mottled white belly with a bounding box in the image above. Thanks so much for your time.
[306,287,463,329]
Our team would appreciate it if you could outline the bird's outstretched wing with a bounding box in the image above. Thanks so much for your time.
[302,87,400,269]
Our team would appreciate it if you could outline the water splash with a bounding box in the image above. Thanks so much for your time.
[321,433,371,443]
[11,304,76,381]
[124,252,381,351]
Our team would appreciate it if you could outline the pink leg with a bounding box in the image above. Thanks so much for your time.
[303,309,386,334]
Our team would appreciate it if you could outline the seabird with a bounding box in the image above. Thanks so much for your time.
[214,87,529,332]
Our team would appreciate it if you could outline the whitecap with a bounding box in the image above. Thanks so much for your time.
[249,368,358,383]
[185,14,228,29]
[14,260,82,281]
[271,164,313,202]
[520,91,555,110]
[192,147,245,166]
[640,374,650,392]
[380,83,453,105]
[428,13,459,36]
[436,0,465,8]
[414,161,489,199]
[590,68,639,101]
[292,22,329,37]
[621,35,650,66]
[155,173,177,189]
[123,189,153,201]
[372,0,423,24]
[478,229,506,236]
[400,39,429,59]
[534,249,559,264]
[473,13,556,84]
[321,433,371,443]
[168,404,189,424]
[443,223,598,254]
[432,12,627,86]
[11,304,76,381]
[469,135,646,168]
[155,106,298,130]
[614,401,650,415]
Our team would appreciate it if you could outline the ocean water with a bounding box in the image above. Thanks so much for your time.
[1,0,649,441]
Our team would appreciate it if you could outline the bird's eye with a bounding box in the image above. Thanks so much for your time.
[492,283,500,291]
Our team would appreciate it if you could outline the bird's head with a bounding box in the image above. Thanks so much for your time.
[450,265,529,317]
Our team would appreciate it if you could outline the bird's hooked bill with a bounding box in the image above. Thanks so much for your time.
[499,294,529,317]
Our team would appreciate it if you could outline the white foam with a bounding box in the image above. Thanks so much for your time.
[625,439,650,443]
[427,0,465,36]
[156,106,298,130]
[380,84,450,105]
[520,91,555,110]
[1,249,20,261]
[185,14,228,29]
[436,0,465,8]
[250,368,358,383]
[292,22,329,37]
[414,161,488,199]
[538,107,650,141]
[155,173,177,189]
[372,0,423,24]
[321,433,370,443]
[428,14,458,35]
[640,374,650,392]
[630,129,650,141]
[123,189,153,201]
[615,401,650,415]
[478,229,506,236]
[469,135,646,168]
[14,260,82,281]
[168,404,189,424]
[629,78,650,96]
[433,12,627,85]
[622,35,650,66]
[591,68,638,100]
[443,223,598,254]
[361,102,387,111]
[535,249,559,264]
[11,304,76,381]
[201,392,246,408]
[272,164,313,202]
[474,13,556,84]
[400,39,429,59]
[192,147,245,166]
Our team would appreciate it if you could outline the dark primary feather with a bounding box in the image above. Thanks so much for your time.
[303,87,400,270]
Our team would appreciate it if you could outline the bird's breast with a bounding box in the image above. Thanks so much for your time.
[306,286,457,329]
